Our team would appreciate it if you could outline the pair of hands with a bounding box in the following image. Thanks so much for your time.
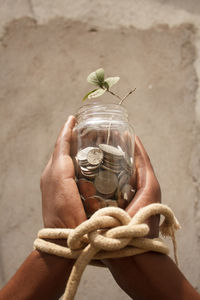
[40,115,161,237]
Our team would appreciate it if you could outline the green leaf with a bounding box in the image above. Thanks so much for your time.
[87,71,99,85]
[88,88,106,99]
[95,68,104,83]
[87,68,104,86]
[102,81,109,90]
[82,89,98,101]
[104,76,120,88]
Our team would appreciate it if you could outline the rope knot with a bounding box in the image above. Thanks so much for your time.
[68,207,143,252]
[34,203,181,300]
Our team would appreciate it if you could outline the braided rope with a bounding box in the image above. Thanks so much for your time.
[34,203,181,300]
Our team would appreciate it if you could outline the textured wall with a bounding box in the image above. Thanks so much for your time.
[0,1,200,298]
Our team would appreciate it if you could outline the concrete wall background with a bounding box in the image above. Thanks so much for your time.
[0,1,200,299]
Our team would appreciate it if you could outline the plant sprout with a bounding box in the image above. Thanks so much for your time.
[83,68,136,104]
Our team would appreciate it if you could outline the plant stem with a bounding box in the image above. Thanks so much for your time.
[107,89,122,102]
[106,88,136,144]
[118,88,136,105]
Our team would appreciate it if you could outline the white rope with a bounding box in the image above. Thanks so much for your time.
[34,203,181,300]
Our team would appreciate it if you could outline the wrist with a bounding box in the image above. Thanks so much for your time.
[0,248,75,300]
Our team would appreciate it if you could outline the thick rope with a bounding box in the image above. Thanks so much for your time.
[34,203,181,300]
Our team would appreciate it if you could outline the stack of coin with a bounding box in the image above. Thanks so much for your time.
[94,170,118,198]
[99,144,124,174]
[77,147,103,179]
[75,144,134,216]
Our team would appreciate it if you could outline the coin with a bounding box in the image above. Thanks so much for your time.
[84,196,105,217]
[103,157,122,165]
[81,172,97,179]
[94,170,118,195]
[77,178,96,199]
[77,147,94,162]
[101,164,121,174]
[103,161,122,170]
[80,166,91,172]
[99,144,125,177]
[118,171,131,188]
[79,160,89,166]
[99,144,124,157]
[105,199,118,207]
[87,164,101,171]
[87,148,103,165]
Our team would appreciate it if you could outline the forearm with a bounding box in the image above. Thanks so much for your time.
[104,252,200,300]
[0,249,74,300]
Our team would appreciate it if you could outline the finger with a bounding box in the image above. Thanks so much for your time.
[128,135,150,192]
[134,135,156,189]
[53,115,76,161]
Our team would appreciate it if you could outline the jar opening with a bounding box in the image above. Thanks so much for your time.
[76,103,129,124]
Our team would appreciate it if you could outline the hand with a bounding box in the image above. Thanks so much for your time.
[40,116,87,229]
[126,136,161,237]
[102,137,200,300]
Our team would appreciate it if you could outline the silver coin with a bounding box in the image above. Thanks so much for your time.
[77,147,94,161]
[118,171,130,188]
[80,166,91,172]
[81,169,98,175]
[104,160,122,168]
[94,170,118,195]
[103,157,122,165]
[103,161,122,170]
[101,164,121,174]
[87,164,101,171]
[79,160,89,166]
[99,144,124,157]
[87,148,103,165]
[103,155,123,164]
[81,172,97,179]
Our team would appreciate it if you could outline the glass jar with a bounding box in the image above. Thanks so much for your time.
[72,103,135,218]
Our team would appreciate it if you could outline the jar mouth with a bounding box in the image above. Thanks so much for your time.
[76,103,129,123]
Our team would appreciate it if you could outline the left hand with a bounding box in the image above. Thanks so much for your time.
[40,115,87,229]
[126,136,161,237]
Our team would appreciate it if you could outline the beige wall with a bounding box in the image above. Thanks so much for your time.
[0,1,200,298]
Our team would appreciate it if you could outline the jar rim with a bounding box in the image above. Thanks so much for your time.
[76,103,128,119]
